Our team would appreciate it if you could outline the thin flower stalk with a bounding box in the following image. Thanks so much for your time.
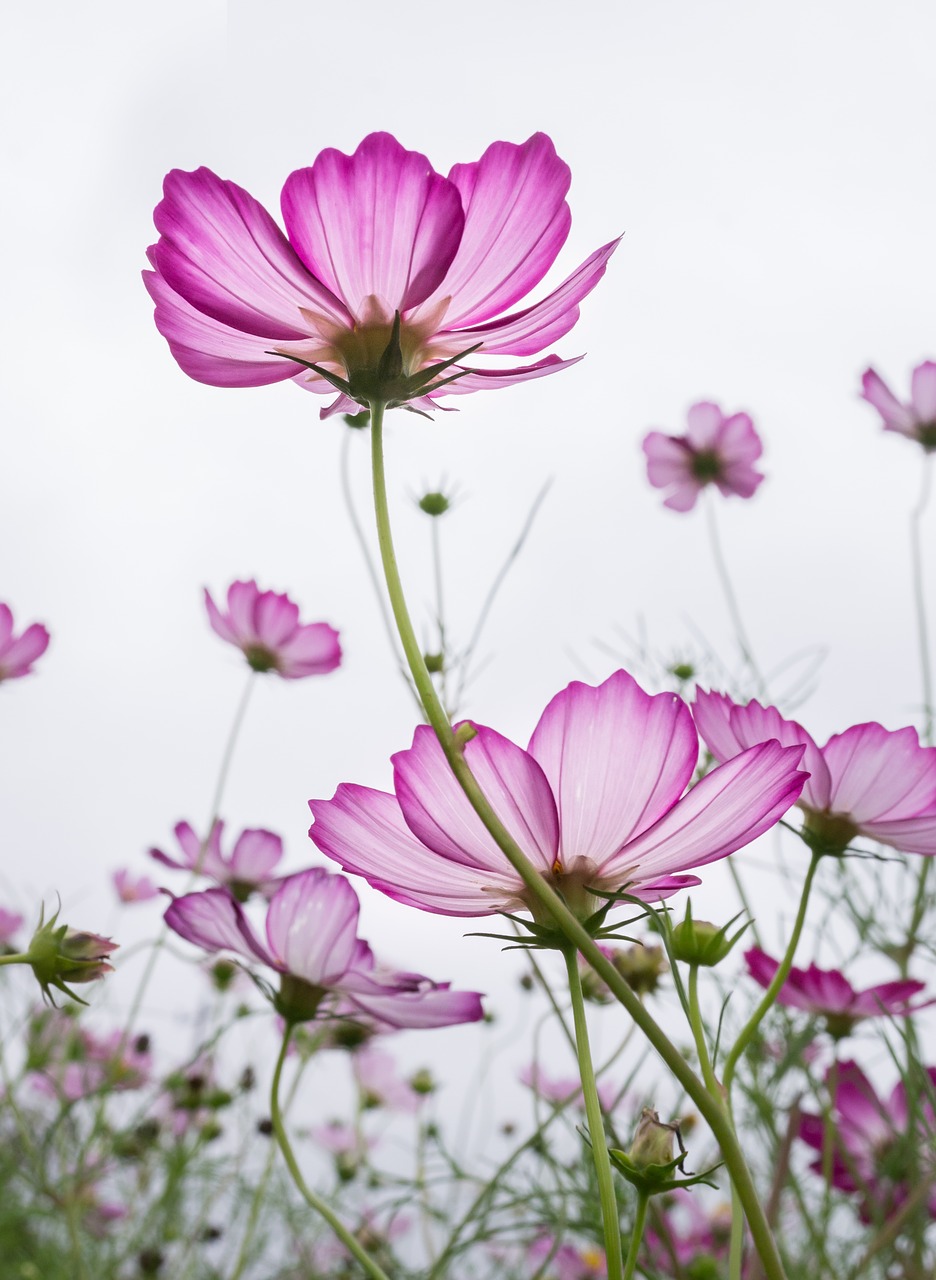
[367,399,789,1280]
[622,1191,649,1280]
[704,493,766,698]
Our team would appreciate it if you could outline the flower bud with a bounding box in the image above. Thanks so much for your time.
[418,491,451,517]
[409,1068,435,1096]
[628,1108,676,1169]
[25,907,117,1003]
[670,901,747,967]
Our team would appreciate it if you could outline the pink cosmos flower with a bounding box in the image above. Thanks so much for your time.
[164,868,484,1029]
[150,819,285,900]
[744,948,934,1037]
[144,132,617,416]
[0,603,49,683]
[861,361,936,451]
[799,1059,936,1221]
[519,1063,620,1113]
[0,907,25,947]
[112,869,160,904]
[642,1189,731,1272]
[205,580,341,678]
[642,402,765,512]
[354,1048,423,1113]
[527,1234,607,1279]
[693,691,936,856]
[309,670,807,919]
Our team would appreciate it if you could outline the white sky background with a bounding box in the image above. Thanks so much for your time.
[2,0,935,1126]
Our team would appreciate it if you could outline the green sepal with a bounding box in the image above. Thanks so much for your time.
[608,1148,724,1196]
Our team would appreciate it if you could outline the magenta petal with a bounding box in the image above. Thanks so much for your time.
[265,870,362,985]
[822,723,936,824]
[429,355,583,395]
[642,433,693,488]
[347,983,484,1030]
[309,784,523,916]
[281,133,464,318]
[203,588,239,645]
[276,623,342,677]
[229,829,283,882]
[433,133,572,327]
[528,671,698,865]
[911,361,936,420]
[393,724,559,873]
[684,402,724,448]
[860,368,915,434]
[164,888,273,966]
[851,979,929,1017]
[1,623,50,671]
[609,741,807,882]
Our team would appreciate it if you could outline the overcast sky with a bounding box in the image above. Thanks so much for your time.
[2,0,934,1101]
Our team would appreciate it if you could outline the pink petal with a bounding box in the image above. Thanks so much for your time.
[717,411,763,463]
[693,691,831,810]
[164,888,273,966]
[203,588,239,645]
[663,480,704,512]
[822,723,936,823]
[427,355,583,396]
[229,829,283,882]
[429,133,572,327]
[153,167,348,337]
[393,724,559,873]
[276,623,343,677]
[447,239,619,357]
[254,592,301,647]
[265,870,363,985]
[281,133,464,318]
[855,812,936,856]
[527,671,698,865]
[851,979,929,1018]
[608,741,807,883]
[347,983,484,1030]
[642,433,693,488]
[684,402,725,449]
[860,368,915,434]
[309,784,523,916]
[911,361,936,421]
[226,580,266,642]
[1,623,50,672]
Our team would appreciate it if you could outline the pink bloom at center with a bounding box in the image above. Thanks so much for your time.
[309,670,807,919]
[861,361,936,451]
[144,132,617,416]
[642,402,765,512]
[205,580,341,678]
[150,819,285,900]
[0,603,50,683]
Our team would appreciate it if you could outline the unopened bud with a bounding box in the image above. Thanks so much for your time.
[25,906,117,1004]
[628,1108,676,1169]
[409,1068,435,1096]
[670,901,748,967]
[418,491,451,517]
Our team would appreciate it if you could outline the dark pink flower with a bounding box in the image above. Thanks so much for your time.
[144,132,617,416]
[112,869,160,904]
[0,603,49,683]
[861,362,936,451]
[150,819,285,900]
[309,670,807,919]
[744,948,933,1038]
[693,691,936,856]
[642,402,765,512]
[205,580,341,678]
[799,1060,936,1221]
[164,868,484,1029]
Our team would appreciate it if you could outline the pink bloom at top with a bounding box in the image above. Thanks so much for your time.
[112,869,160,904]
[642,402,765,512]
[164,868,484,1029]
[0,603,49,683]
[861,361,936,451]
[144,132,617,417]
[799,1059,936,1221]
[744,948,934,1038]
[150,818,285,900]
[205,580,341,678]
[693,691,936,856]
[309,670,807,919]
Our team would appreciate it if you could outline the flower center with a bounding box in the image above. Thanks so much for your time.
[690,449,723,482]
[801,809,859,856]
[243,644,280,674]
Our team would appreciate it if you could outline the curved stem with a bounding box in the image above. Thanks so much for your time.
[565,946,624,1280]
[368,401,787,1280]
[622,1190,649,1280]
[271,1026,391,1280]
[705,493,766,697]
[723,851,821,1093]
[910,454,934,746]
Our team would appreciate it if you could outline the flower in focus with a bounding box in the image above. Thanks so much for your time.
[642,402,765,512]
[205,580,341,678]
[744,948,934,1039]
[112,869,160,904]
[164,868,484,1028]
[861,362,936,451]
[309,670,807,921]
[0,603,49,683]
[25,908,117,1004]
[799,1059,936,1222]
[693,691,936,856]
[144,132,617,416]
[150,819,285,901]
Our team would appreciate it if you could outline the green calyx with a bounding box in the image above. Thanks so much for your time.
[800,810,859,857]
[669,900,749,967]
[24,906,116,1005]
[610,1109,722,1196]
[275,974,327,1024]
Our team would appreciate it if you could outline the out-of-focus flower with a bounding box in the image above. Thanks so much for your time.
[579,942,668,1003]
[642,402,764,512]
[165,868,484,1028]
[861,362,936,451]
[527,1234,607,1279]
[642,1189,731,1274]
[519,1063,620,1113]
[745,948,934,1038]
[0,907,25,948]
[24,908,117,1003]
[310,670,806,921]
[799,1059,936,1222]
[0,603,49,683]
[112,869,160,904]
[694,691,936,857]
[205,580,341,679]
[353,1048,423,1113]
[150,819,284,900]
[145,132,617,416]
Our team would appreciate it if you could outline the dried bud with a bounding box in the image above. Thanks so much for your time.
[628,1108,676,1169]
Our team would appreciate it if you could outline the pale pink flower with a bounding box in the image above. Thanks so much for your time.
[205,579,341,679]
[112,868,159,904]
[642,402,765,512]
[165,868,484,1029]
[0,603,49,683]
[694,691,936,856]
[861,361,936,451]
[309,670,807,919]
[520,1063,622,1113]
[144,132,617,416]
[150,818,285,900]
[745,948,934,1037]
[528,1234,607,1279]
[0,907,24,947]
[353,1048,423,1113]
[643,1188,731,1270]
[309,1120,371,1156]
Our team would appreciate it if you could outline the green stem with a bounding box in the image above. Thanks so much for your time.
[622,1191,649,1280]
[564,946,624,1280]
[705,493,767,697]
[0,952,31,967]
[367,401,787,1280]
[271,1026,391,1280]
[723,851,821,1094]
